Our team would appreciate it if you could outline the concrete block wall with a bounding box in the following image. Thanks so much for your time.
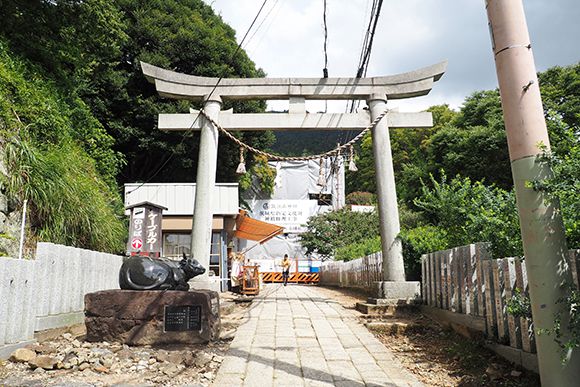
[0,243,123,358]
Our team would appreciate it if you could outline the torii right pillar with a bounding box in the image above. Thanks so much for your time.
[486,0,580,384]
[368,93,420,301]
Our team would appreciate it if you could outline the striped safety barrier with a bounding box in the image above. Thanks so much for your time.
[261,272,320,284]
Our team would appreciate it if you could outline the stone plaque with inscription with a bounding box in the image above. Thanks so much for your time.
[164,305,202,331]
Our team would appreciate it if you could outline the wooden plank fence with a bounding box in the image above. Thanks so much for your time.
[319,252,382,291]
[422,243,580,354]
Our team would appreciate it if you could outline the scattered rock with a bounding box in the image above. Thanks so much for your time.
[33,366,46,374]
[29,355,58,370]
[194,352,213,368]
[166,351,184,365]
[28,344,58,355]
[72,339,81,348]
[93,365,109,373]
[62,333,73,341]
[9,348,37,363]
[182,351,195,367]
[220,329,235,340]
[78,362,91,371]
[116,348,134,361]
[511,370,522,378]
[161,363,181,376]
[485,364,503,381]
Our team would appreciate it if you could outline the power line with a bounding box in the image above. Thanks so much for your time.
[127,0,270,195]
[322,0,329,78]
[244,0,280,51]
[357,0,383,79]
[341,0,384,147]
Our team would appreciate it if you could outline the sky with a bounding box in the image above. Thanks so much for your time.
[203,0,580,113]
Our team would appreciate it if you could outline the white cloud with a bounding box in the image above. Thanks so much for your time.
[205,0,580,112]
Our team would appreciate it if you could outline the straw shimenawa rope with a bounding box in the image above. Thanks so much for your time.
[198,108,389,161]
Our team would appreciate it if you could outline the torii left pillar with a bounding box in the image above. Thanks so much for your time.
[190,96,221,290]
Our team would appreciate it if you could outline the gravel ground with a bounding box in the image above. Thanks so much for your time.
[0,295,251,387]
[315,285,541,387]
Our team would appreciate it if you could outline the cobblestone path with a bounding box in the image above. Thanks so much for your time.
[213,284,422,387]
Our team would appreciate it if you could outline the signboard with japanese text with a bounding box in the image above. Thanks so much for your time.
[126,202,165,257]
[250,200,324,233]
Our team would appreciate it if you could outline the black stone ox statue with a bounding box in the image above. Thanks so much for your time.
[119,254,205,291]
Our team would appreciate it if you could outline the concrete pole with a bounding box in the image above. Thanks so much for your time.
[190,96,222,289]
[486,1,580,384]
[368,94,406,282]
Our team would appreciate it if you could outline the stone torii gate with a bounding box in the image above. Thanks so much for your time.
[142,61,446,296]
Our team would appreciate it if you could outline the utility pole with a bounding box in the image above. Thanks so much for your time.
[485,1,580,385]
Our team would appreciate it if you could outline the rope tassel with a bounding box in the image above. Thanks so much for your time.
[236,147,246,175]
[317,157,326,188]
[348,145,358,172]
[198,108,388,162]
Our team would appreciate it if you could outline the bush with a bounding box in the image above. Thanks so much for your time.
[415,174,522,258]
[0,42,126,253]
[335,237,381,262]
[2,136,126,253]
[346,191,376,205]
[400,225,449,280]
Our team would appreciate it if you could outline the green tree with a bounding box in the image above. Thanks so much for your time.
[0,0,126,85]
[87,0,273,184]
[300,209,379,260]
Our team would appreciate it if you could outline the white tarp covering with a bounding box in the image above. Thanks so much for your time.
[239,234,308,261]
[244,158,345,205]
[244,158,345,233]
[239,157,345,263]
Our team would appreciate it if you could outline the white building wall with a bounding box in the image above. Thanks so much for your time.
[124,183,239,215]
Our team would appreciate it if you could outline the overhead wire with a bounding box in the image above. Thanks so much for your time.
[251,0,284,52]
[127,0,270,195]
[322,0,329,79]
[243,0,280,52]
[341,0,384,151]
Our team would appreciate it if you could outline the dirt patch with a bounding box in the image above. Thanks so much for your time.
[314,285,369,308]
[317,285,540,387]
[0,294,251,387]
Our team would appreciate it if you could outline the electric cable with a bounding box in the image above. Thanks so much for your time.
[322,0,329,78]
[244,0,280,52]
[341,0,384,148]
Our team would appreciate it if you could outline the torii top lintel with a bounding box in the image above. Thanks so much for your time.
[140,61,447,102]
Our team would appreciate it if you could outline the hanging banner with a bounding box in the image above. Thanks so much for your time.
[250,200,323,233]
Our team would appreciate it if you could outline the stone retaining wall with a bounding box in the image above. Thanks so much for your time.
[0,243,122,358]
